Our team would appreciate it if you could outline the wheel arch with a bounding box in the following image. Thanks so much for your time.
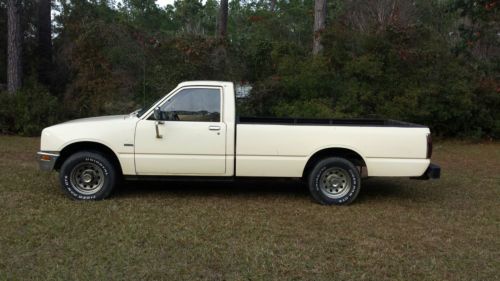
[302,147,367,178]
[54,141,123,175]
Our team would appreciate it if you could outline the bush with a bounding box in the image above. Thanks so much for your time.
[272,99,341,119]
[0,85,60,136]
[243,24,500,139]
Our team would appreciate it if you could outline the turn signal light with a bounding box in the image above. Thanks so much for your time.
[40,155,52,161]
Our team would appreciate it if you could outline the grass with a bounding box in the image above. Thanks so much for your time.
[0,136,498,280]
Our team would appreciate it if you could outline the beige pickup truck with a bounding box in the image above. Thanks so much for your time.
[38,81,440,205]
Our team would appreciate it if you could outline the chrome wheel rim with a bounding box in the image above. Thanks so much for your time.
[319,167,351,199]
[70,162,105,195]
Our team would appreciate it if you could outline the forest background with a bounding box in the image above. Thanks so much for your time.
[0,0,498,138]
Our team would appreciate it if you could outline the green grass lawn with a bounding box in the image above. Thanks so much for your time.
[0,136,498,280]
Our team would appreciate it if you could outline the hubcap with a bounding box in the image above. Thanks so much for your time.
[319,167,352,199]
[81,170,94,183]
[70,162,105,195]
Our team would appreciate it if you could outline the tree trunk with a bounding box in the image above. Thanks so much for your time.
[313,0,327,55]
[37,0,52,86]
[217,0,228,38]
[7,0,22,94]
[270,0,277,11]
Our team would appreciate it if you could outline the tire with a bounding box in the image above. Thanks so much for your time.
[308,157,361,205]
[59,151,117,200]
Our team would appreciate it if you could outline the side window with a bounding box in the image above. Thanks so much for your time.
[155,88,221,122]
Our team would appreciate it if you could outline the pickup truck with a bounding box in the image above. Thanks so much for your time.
[38,81,440,205]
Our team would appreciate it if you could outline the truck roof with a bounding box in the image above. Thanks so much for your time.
[177,81,233,88]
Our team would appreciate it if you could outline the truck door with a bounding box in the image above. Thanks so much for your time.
[134,87,227,175]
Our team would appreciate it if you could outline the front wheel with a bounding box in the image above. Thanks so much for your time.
[59,151,117,200]
[308,157,361,205]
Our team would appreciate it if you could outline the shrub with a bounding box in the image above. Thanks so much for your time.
[243,24,500,139]
[0,85,60,136]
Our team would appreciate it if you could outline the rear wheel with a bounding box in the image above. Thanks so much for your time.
[308,157,361,205]
[59,151,117,200]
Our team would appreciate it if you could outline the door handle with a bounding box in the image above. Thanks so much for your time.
[155,121,164,138]
[208,125,221,131]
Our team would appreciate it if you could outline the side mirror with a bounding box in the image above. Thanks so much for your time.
[153,107,164,139]
[153,107,162,120]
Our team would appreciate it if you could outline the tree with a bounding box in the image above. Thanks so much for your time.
[217,0,228,38]
[450,0,500,62]
[172,0,205,35]
[342,0,417,33]
[270,0,277,11]
[37,0,52,86]
[313,0,326,55]
[7,0,22,94]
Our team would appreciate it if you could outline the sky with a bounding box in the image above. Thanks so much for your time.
[119,0,208,8]
[156,0,175,6]
[52,0,178,25]
[53,0,180,22]
[115,0,175,7]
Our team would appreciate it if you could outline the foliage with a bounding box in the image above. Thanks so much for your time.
[0,83,59,136]
[0,0,498,138]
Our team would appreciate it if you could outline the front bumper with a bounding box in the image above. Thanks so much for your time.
[411,163,441,180]
[37,151,59,171]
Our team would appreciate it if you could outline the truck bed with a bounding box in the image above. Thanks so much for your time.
[235,116,431,178]
[237,116,425,128]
